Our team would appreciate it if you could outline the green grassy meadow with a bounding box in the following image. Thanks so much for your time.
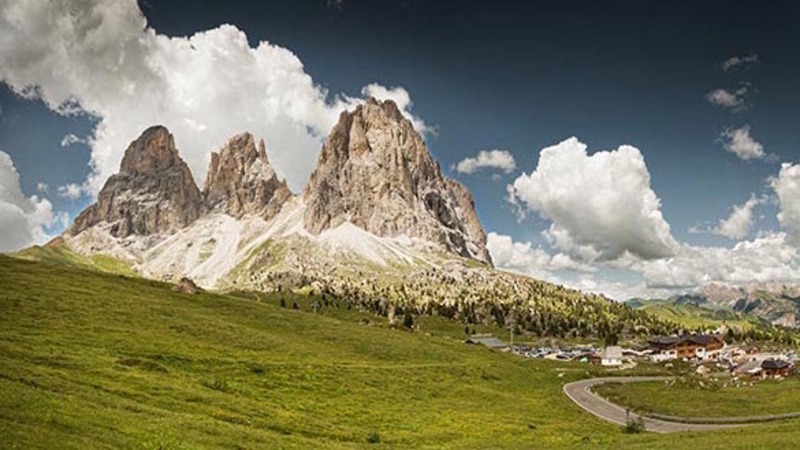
[2,255,800,448]
[594,377,800,418]
[637,301,754,331]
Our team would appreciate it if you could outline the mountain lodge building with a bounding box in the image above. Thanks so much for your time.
[648,333,725,361]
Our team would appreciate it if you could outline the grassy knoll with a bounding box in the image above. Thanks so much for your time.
[2,256,800,449]
[12,241,137,277]
[594,377,800,418]
[637,301,754,331]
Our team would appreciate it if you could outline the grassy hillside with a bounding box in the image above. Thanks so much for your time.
[2,256,800,449]
[595,377,800,418]
[31,237,688,344]
[12,239,137,277]
[636,300,754,330]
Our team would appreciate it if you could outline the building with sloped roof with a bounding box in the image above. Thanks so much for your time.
[648,333,725,361]
[760,359,794,379]
[600,346,623,367]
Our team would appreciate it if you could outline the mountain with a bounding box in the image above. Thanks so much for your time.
[70,126,202,238]
[698,282,800,327]
[203,132,292,221]
[63,99,494,287]
[629,281,800,328]
[302,98,491,264]
[47,99,682,341]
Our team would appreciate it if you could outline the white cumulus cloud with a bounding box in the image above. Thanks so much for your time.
[507,137,678,262]
[722,54,759,71]
[771,162,800,244]
[720,125,765,160]
[58,183,84,200]
[454,149,516,175]
[486,232,554,280]
[494,152,800,297]
[694,195,761,240]
[0,0,428,196]
[60,133,86,147]
[705,85,748,111]
[639,233,800,289]
[0,150,63,252]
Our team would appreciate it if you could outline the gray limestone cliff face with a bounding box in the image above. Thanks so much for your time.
[443,178,492,264]
[203,132,292,221]
[303,98,493,265]
[70,125,202,237]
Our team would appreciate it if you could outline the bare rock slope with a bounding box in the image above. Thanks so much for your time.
[70,126,202,237]
[302,98,492,265]
[203,132,292,221]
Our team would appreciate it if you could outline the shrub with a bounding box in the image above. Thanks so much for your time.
[403,312,414,330]
[202,378,230,393]
[622,417,645,434]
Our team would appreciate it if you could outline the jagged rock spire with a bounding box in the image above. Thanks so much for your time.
[303,98,492,265]
[203,132,292,220]
[70,125,202,237]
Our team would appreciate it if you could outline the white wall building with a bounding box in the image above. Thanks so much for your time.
[600,346,623,367]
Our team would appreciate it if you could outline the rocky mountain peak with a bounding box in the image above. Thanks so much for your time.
[70,125,202,237]
[119,125,183,176]
[303,98,492,265]
[203,132,292,220]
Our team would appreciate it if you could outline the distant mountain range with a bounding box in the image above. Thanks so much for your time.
[629,282,800,329]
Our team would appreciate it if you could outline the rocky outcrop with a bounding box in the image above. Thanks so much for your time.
[203,132,292,220]
[302,98,492,265]
[172,277,201,294]
[70,126,202,237]
[444,178,492,264]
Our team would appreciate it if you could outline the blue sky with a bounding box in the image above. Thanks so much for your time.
[1,0,799,299]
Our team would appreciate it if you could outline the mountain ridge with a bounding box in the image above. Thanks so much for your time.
[629,281,800,329]
[61,99,494,290]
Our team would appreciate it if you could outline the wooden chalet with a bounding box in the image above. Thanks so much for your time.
[760,359,795,379]
[648,333,725,361]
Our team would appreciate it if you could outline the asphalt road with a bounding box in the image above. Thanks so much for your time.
[562,377,743,433]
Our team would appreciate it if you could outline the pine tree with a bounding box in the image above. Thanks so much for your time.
[403,312,414,330]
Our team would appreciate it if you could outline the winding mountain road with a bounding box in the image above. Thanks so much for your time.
[562,377,743,433]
